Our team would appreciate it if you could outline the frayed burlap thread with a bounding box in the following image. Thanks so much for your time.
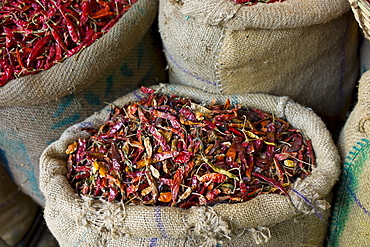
[247,227,271,245]
[78,197,127,239]
[188,206,231,247]
[40,84,339,246]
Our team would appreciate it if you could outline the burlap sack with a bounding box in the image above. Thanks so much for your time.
[327,70,370,246]
[360,37,370,75]
[158,0,360,133]
[0,0,165,206]
[40,84,340,247]
[348,0,370,41]
[0,163,38,246]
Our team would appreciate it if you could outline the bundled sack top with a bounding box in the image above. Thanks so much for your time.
[159,0,359,132]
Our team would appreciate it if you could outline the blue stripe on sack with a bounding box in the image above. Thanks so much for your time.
[53,94,75,118]
[77,122,94,129]
[0,135,44,201]
[84,91,101,106]
[328,138,370,245]
[133,90,143,100]
[154,206,168,239]
[230,95,239,106]
[348,184,370,216]
[149,238,158,247]
[345,139,370,216]
[163,45,218,87]
[120,63,134,77]
[51,113,81,130]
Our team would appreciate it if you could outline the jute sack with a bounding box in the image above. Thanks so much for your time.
[0,0,165,206]
[360,37,370,76]
[158,0,359,132]
[40,84,340,247]
[348,0,370,40]
[0,163,38,246]
[327,70,370,246]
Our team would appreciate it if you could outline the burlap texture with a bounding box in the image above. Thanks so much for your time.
[0,0,166,206]
[327,70,370,246]
[158,0,359,133]
[0,163,38,246]
[40,84,340,247]
[348,0,370,41]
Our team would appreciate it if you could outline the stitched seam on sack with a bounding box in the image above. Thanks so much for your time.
[149,237,158,247]
[327,139,370,245]
[163,45,218,87]
[343,139,370,216]
[154,206,168,239]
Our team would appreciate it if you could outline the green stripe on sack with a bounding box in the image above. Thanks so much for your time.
[327,139,370,246]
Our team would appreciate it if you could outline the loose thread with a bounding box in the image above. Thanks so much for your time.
[291,188,323,220]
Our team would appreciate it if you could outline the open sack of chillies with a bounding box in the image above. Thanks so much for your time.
[0,0,163,206]
[40,84,340,246]
[0,0,157,105]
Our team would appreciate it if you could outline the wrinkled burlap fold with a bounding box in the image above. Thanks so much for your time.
[328,70,370,246]
[159,0,359,133]
[40,84,339,246]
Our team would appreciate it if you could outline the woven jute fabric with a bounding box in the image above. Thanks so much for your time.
[40,84,340,246]
[0,0,165,206]
[349,0,370,40]
[328,70,370,247]
[158,0,359,133]
[0,163,38,246]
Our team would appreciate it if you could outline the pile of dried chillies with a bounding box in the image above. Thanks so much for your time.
[231,0,285,5]
[66,87,316,209]
[0,0,137,86]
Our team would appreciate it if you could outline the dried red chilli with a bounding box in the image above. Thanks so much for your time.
[0,0,137,86]
[66,87,316,208]
[231,0,286,5]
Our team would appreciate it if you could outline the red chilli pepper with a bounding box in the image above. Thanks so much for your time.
[171,167,185,205]
[26,35,52,67]
[252,172,289,196]
[199,173,228,183]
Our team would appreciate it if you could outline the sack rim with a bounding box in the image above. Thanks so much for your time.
[175,0,350,29]
[40,84,339,238]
